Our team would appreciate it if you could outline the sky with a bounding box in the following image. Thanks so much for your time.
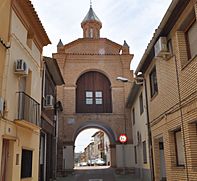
[75,128,99,153]
[30,0,172,152]
[31,0,172,70]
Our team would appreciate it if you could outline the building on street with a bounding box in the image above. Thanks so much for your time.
[40,57,64,181]
[91,131,110,165]
[0,0,50,181]
[126,82,151,181]
[103,131,111,165]
[130,0,197,180]
[53,4,135,175]
[84,142,94,165]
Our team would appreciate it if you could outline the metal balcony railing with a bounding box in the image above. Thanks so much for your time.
[17,92,40,126]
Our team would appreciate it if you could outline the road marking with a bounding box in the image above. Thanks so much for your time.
[89,179,103,181]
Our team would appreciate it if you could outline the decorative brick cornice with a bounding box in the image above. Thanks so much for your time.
[63,38,122,51]
[12,0,51,51]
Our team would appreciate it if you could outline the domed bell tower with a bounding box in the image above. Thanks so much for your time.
[81,3,102,39]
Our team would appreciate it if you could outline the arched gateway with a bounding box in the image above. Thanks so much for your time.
[53,4,134,176]
[74,121,116,167]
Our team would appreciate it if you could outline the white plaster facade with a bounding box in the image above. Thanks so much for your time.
[128,85,151,180]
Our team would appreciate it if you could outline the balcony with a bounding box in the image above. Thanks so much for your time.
[15,92,40,130]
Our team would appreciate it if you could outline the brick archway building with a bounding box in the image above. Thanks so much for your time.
[53,5,134,175]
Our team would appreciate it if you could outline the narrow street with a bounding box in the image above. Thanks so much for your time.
[57,167,141,181]
[1,1,196,181]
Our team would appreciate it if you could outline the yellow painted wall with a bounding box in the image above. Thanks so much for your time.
[0,2,42,181]
[0,0,11,96]
[131,85,151,170]
[4,10,42,121]
[0,118,40,181]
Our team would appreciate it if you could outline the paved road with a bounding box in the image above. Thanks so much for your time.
[57,166,141,181]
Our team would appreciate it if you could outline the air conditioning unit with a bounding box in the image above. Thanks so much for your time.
[0,97,4,115]
[154,37,171,58]
[44,95,54,109]
[15,59,28,75]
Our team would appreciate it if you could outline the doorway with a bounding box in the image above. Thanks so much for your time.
[39,132,46,181]
[0,139,9,181]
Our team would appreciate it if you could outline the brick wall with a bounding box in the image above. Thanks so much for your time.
[148,1,197,180]
[53,37,134,171]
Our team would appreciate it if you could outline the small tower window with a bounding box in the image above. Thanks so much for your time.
[86,30,89,38]
[90,28,93,38]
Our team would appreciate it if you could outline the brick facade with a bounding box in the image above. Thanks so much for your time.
[134,0,197,180]
[53,6,134,175]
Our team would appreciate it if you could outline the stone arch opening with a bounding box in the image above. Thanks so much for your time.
[75,69,111,84]
[73,121,116,143]
[73,121,117,168]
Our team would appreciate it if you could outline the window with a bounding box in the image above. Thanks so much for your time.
[42,64,46,98]
[143,141,147,164]
[86,29,89,37]
[134,146,137,164]
[139,93,144,114]
[132,108,135,125]
[149,67,158,97]
[86,91,93,104]
[187,122,197,168]
[185,19,197,59]
[21,149,33,178]
[167,39,173,55]
[95,91,102,104]
[196,123,197,132]
[85,91,103,105]
[178,9,196,63]
[90,28,93,38]
[174,130,185,166]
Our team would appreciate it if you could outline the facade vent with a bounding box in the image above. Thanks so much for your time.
[15,59,28,75]
[154,37,171,59]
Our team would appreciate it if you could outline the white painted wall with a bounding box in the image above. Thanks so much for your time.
[116,144,134,168]
[131,86,150,170]
[125,144,135,167]
[63,146,74,169]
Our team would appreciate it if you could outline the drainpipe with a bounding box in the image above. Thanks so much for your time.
[174,56,189,181]
[54,110,58,180]
[143,78,155,181]
[2,43,11,101]
[53,99,60,180]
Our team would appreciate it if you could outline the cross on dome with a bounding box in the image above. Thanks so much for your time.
[90,0,92,8]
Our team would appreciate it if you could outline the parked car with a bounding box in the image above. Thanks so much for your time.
[87,159,96,166]
[79,162,87,166]
[95,158,106,166]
